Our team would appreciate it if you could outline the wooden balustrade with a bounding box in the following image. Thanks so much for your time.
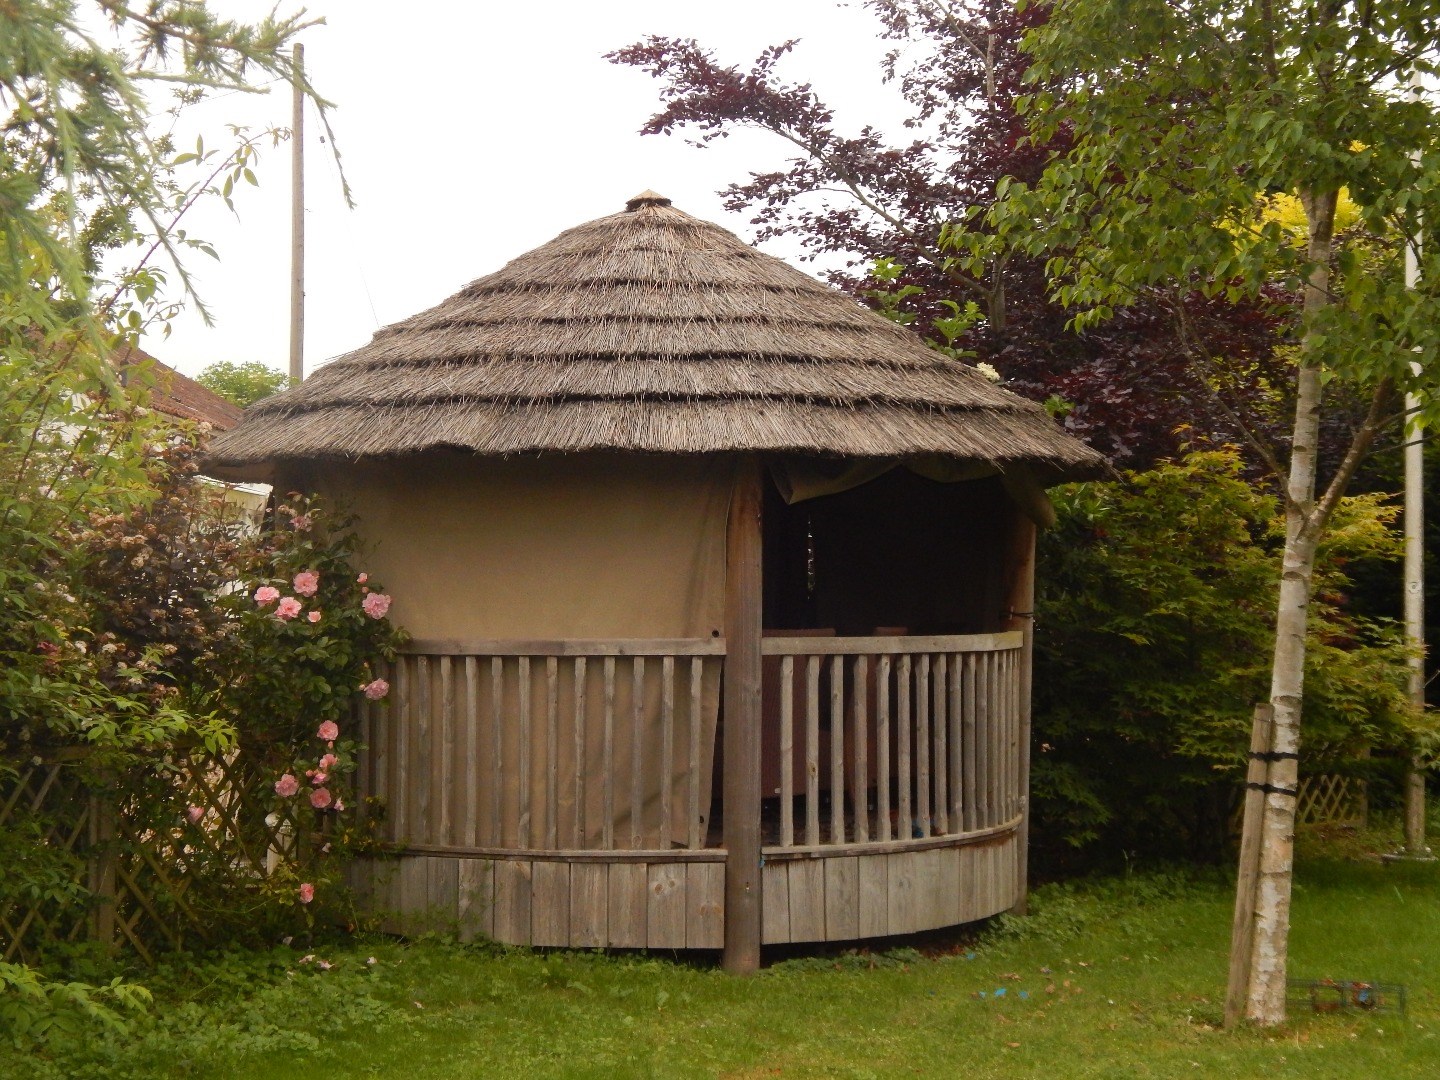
[357,632,1023,857]
[357,639,724,853]
[760,632,1024,850]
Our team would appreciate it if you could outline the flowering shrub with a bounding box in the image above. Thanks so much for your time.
[200,493,406,921]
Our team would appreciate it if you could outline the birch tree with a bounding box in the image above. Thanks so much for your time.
[991,0,1440,1024]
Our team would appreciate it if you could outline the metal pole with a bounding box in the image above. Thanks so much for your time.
[288,42,305,385]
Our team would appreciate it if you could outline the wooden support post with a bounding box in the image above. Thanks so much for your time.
[1006,515,1037,914]
[723,456,764,974]
[1225,703,1275,1029]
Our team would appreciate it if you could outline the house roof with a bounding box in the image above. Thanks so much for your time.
[113,343,245,431]
[206,192,1108,483]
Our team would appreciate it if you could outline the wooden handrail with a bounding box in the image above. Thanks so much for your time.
[401,637,726,657]
[400,632,1022,659]
[761,631,1022,656]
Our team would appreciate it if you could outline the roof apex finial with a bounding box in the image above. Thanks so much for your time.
[626,190,672,211]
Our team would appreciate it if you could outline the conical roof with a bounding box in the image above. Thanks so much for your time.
[206,193,1108,481]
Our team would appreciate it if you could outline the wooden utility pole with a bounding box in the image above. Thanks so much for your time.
[1005,512,1037,915]
[722,456,764,974]
[288,42,305,385]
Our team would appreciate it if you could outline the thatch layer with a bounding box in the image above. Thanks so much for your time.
[208,194,1108,479]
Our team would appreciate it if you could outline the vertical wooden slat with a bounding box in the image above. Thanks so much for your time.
[490,656,503,846]
[805,655,821,847]
[780,655,795,848]
[573,656,587,850]
[933,653,948,836]
[855,854,887,939]
[517,656,531,847]
[531,860,570,946]
[458,858,494,943]
[851,655,869,843]
[762,861,791,944]
[647,863,687,949]
[631,655,646,850]
[393,657,409,842]
[545,656,559,850]
[948,654,963,834]
[603,656,616,851]
[876,655,891,843]
[464,656,479,847]
[990,651,1003,827]
[975,651,990,828]
[688,657,703,849]
[824,856,860,942]
[786,860,826,941]
[897,654,912,839]
[1006,650,1018,819]
[357,695,372,805]
[916,654,931,839]
[962,652,977,833]
[661,655,675,845]
[372,660,391,842]
[492,859,532,946]
[569,861,607,947]
[829,654,845,844]
[1011,649,1023,819]
[685,862,725,949]
[417,656,433,845]
[607,862,646,947]
[439,656,454,846]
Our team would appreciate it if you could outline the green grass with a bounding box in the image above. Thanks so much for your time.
[6,841,1438,1079]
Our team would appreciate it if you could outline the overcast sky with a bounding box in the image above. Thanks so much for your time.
[142,0,911,379]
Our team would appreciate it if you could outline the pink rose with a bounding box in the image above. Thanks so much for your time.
[334,798,345,812]
[275,596,302,621]
[292,570,319,596]
[298,882,314,904]
[290,514,312,532]
[356,573,368,584]
[316,720,340,742]
[311,770,328,785]
[254,585,280,607]
[319,753,338,769]
[307,610,322,623]
[361,593,392,620]
[186,806,205,824]
[274,773,299,798]
[363,678,390,700]
[310,786,333,809]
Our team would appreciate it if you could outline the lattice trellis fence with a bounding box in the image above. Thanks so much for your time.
[1296,772,1368,827]
[1,745,307,965]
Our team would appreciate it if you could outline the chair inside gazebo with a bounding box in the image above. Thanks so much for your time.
[352,465,1035,951]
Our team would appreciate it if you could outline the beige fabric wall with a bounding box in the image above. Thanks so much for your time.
[300,453,731,641]
[295,452,733,849]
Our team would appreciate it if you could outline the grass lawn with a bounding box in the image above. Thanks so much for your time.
[7,838,1438,1079]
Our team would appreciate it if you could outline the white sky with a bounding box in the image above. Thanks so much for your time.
[141,0,911,379]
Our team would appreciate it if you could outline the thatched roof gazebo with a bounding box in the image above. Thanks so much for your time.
[209,192,1107,970]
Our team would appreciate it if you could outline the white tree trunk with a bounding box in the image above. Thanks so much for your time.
[1243,186,1338,1025]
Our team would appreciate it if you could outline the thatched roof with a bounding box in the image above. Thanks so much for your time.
[206,192,1107,482]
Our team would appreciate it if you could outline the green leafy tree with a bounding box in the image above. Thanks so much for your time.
[992,0,1440,1023]
[1033,451,1413,861]
[196,360,290,406]
[0,2,369,974]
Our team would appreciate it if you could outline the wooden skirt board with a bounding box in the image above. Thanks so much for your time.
[355,828,1019,948]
